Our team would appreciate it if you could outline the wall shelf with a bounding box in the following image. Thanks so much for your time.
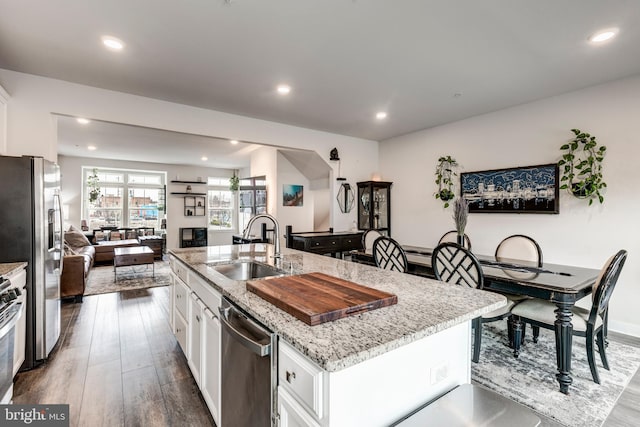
[170,180,206,184]
[170,192,207,196]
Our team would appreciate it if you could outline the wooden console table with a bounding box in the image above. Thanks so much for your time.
[285,225,363,258]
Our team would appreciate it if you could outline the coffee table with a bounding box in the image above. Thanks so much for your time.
[113,246,155,281]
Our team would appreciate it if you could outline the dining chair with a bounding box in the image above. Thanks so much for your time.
[510,249,627,384]
[372,236,408,273]
[362,229,383,254]
[438,230,472,250]
[495,234,543,266]
[431,242,515,363]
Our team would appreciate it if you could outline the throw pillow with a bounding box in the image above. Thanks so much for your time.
[64,229,92,248]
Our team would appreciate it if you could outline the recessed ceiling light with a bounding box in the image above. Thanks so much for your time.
[101,35,125,51]
[201,156,208,161]
[230,140,239,145]
[87,145,97,151]
[589,28,619,43]
[376,112,388,120]
[76,118,90,124]
[277,85,291,95]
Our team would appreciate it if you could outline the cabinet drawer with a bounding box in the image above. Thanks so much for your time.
[174,278,189,320]
[190,273,222,312]
[278,387,321,427]
[170,256,189,284]
[279,340,324,420]
[174,311,188,354]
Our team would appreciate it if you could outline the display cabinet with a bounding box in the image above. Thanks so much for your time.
[357,181,392,235]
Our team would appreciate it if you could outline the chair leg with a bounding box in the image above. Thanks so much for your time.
[597,328,610,371]
[532,325,540,343]
[511,317,523,358]
[586,328,601,384]
[472,318,482,363]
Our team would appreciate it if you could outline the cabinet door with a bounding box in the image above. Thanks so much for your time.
[201,307,221,426]
[278,387,321,427]
[11,268,27,376]
[188,293,204,386]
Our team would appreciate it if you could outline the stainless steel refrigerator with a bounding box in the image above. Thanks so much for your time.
[0,155,63,370]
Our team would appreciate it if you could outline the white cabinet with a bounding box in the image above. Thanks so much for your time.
[169,255,222,427]
[201,307,221,425]
[9,267,27,376]
[188,292,205,386]
[279,340,324,421]
[278,387,321,427]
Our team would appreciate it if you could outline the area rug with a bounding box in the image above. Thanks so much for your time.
[84,260,171,296]
[472,322,640,427]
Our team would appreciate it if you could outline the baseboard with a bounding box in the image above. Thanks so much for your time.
[609,319,640,338]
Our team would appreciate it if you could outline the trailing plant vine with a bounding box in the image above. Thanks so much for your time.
[558,129,607,205]
[229,173,239,192]
[434,156,458,208]
[87,168,101,204]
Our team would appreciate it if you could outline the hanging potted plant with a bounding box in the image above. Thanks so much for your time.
[229,173,239,192]
[87,168,101,204]
[434,156,458,208]
[558,129,607,205]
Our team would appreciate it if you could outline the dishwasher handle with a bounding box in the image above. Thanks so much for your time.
[219,305,272,357]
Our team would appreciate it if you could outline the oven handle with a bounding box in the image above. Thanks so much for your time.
[0,302,23,339]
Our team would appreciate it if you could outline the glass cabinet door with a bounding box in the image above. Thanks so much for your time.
[357,181,392,235]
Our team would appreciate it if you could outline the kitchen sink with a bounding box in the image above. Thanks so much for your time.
[210,261,285,281]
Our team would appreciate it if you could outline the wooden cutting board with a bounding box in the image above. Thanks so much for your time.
[246,272,397,326]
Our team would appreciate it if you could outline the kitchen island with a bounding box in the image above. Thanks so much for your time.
[169,244,506,427]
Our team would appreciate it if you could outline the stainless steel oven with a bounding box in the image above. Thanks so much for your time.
[0,277,23,404]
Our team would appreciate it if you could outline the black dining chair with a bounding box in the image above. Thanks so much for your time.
[432,242,515,363]
[495,234,543,266]
[438,230,472,250]
[372,236,408,273]
[511,250,627,384]
[362,229,383,254]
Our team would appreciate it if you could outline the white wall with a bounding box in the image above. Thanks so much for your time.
[0,68,379,232]
[380,75,640,336]
[58,155,234,249]
[277,151,314,234]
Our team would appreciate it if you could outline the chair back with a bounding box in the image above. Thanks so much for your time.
[438,230,472,250]
[495,234,543,266]
[372,236,408,273]
[432,242,484,289]
[588,250,627,325]
[362,229,383,254]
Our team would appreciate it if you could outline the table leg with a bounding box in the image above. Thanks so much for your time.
[554,302,574,394]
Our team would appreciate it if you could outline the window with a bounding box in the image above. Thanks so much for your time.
[238,176,267,233]
[83,167,165,230]
[207,178,234,231]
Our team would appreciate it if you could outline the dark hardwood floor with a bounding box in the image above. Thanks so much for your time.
[12,287,214,427]
[11,286,640,427]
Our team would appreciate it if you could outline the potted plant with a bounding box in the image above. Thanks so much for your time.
[558,128,607,205]
[452,196,469,245]
[434,156,458,208]
[87,168,101,204]
[229,173,239,192]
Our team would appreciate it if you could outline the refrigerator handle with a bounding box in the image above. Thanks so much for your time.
[54,191,64,275]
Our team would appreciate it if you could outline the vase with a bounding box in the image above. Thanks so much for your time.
[456,234,465,247]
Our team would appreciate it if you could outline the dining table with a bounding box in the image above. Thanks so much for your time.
[351,245,601,394]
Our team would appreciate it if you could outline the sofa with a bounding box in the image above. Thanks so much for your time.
[61,226,95,302]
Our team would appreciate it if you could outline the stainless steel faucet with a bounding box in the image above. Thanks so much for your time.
[243,213,282,263]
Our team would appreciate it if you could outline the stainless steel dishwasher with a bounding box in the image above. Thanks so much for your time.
[219,297,276,427]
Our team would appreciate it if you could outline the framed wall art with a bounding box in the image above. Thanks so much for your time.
[461,163,559,214]
[283,184,303,206]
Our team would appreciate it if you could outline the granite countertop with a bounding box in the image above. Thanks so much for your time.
[169,244,506,372]
[0,262,27,278]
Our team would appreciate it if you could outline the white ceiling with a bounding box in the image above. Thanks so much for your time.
[2,1,640,144]
[56,115,261,169]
